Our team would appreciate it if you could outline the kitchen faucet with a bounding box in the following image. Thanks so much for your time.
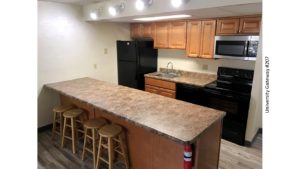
[166,62,173,74]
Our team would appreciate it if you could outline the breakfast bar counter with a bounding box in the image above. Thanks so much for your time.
[46,77,225,169]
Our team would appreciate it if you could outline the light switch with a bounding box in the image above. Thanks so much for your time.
[93,64,97,69]
[104,48,108,54]
[202,64,208,70]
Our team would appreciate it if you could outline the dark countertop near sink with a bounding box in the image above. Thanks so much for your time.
[144,69,217,87]
[46,77,225,144]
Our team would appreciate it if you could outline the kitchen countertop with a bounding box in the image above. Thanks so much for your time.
[144,69,217,87]
[46,77,225,144]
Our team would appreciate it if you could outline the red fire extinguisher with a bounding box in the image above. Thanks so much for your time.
[183,145,192,169]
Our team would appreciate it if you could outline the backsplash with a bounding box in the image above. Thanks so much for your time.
[157,49,256,74]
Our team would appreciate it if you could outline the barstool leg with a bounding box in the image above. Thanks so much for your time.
[108,138,113,169]
[59,113,64,141]
[81,127,88,160]
[119,134,130,169]
[71,117,76,154]
[61,117,67,148]
[96,136,103,169]
[51,112,57,140]
[92,129,97,169]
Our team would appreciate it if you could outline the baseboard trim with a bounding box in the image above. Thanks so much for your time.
[38,124,52,133]
[245,128,262,147]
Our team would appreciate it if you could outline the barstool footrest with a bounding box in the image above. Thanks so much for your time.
[99,157,109,164]
[84,148,93,154]
[101,144,108,149]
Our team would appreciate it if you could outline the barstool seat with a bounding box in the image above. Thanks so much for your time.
[98,124,122,137]
[53,105,73,113]
[84,119,107,129]
[63,109,83,118]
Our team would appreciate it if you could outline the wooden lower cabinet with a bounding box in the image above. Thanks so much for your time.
[145,77,176,98]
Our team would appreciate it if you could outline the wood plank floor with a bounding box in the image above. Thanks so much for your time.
[38,130,262,169]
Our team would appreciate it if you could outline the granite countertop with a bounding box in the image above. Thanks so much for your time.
[144,69,217,87]
[46,77,225,144]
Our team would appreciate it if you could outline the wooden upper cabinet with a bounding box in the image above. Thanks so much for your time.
[151,23,156,39]
[216,16,261,35]
[216,18,240,35]
[186,21,202,57]
[199,20,216,59]
[154,22,169,48]
[142,23,152,38]
[131,23,142,38]
[239,17,261,34]
[168,21,187,49]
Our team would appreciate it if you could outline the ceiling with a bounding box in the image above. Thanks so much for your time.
[108,3,262,22]
[39,0,262,22]
[38,0,108,5]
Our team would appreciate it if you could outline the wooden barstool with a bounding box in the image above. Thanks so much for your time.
[96,124,129,169]
[61,108,84,154]
[81,118,107,169]
[51,105,73,141]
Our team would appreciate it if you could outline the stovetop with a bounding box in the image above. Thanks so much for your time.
[204,67,254,96]
[205,80,251,96]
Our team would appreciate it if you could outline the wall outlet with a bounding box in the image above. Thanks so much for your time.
[202,64,208,70]
[93,64,97,69]
[104,48,108,54]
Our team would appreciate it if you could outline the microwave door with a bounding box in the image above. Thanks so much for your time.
[215,41,247,57]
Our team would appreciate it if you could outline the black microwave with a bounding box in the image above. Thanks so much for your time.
[214,36,259,61]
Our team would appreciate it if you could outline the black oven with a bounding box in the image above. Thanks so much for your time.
[214,36,259,61]
[203,67,254,145]
[203,88,251,145]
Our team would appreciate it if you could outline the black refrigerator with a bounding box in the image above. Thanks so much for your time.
[117,40,157,90]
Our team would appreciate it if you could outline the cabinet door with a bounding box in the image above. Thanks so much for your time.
[131,23,142,38]
[151,23,156,39]
[154,22,169,48]
[199,20,216,59]
[216,18,239,35]
[239,17,261,34]
[186,21,201,57]
[142,23,152,38]
[168,21,187,49]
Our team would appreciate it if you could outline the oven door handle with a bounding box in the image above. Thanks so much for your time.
[203,88,234,99]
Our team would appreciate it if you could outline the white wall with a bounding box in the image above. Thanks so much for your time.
[245,28,263,141]
[158,49,255,74]
[157,49,261,142]
[38,1,130,127]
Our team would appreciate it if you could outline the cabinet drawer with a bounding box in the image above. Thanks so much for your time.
[145,77,176,90]
[145,85,176,98]
[145,85,159,94]
[158,90,176,98]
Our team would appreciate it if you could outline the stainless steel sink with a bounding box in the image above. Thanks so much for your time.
[153,72,179,78]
